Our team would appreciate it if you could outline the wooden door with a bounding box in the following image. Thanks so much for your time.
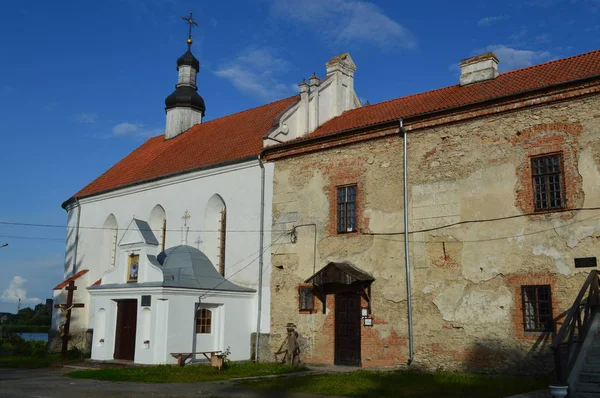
[114,300,137,360]
[335,293,361,366]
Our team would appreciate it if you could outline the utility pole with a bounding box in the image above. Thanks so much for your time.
[17,298,21,313]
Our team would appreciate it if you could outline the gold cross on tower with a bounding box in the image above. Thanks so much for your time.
[181,10,200,51]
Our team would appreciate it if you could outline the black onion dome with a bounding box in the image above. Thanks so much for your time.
[165,86,206,115]
[177,50,200,71]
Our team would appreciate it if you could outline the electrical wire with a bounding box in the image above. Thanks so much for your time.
[363,207,600,236]
[0,234,64,242]
[199,231,288,299]
[0,220,286,234]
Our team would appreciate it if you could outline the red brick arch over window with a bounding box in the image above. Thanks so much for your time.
[322,158,368,236]
[513,123,584,215]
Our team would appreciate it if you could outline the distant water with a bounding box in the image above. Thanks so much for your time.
[19,333,48,342]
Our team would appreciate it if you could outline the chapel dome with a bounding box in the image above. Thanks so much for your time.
[164,86,206,115]
[156,245,252,292]
[176,50,200,71]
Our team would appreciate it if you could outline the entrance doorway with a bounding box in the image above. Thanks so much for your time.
[335,292,361,366]
[114,300,137,360]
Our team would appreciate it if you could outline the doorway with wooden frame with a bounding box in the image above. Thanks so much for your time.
[114,299,137,360]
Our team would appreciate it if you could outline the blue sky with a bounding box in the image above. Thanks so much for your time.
[0,0,598,314]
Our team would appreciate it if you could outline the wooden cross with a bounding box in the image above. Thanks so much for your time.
[181,10,199,50]
[54,280,85,359]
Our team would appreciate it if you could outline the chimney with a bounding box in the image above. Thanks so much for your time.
[309,73,320,132]
[459,52,499,86]
[299,79,309,135]
[325,52,357,117]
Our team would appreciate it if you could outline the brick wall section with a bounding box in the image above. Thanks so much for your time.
[513,123,584,216]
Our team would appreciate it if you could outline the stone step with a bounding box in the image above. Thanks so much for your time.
[578,393,600,398]
[582,364,600,373]
[580,373,600,383]
[578,382,600,393]
[587,356,600,365]
[588,348,600,357]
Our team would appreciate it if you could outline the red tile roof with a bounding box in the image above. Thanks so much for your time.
[90,278,102,287]
[306,48,600,139]
[73,96,298,199]
[53,269,89,290]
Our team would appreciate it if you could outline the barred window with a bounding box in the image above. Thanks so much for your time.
[522,285,553,332]
[196,309,212,334]
[299,286,314,311]
[337,185,357,233]
[531,155,564,211]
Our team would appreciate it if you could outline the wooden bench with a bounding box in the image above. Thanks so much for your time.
[170,351,223,368]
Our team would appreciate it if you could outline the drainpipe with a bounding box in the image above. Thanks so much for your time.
[255,156,266,362]
[400,119,414,365]
[72,198,82,275]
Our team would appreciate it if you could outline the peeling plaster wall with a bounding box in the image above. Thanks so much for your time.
[269,94,600,372]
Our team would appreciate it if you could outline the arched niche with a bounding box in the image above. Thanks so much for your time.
[96,308,106,345]
[149,205,167,251]
[102,214,118,268]
[204,194,226,276]
[141,307,151,345]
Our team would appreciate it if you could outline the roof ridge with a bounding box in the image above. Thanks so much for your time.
[315,48,600,134]
[149,95,300,139]
[195,95,299,127]
[499,47,600,77]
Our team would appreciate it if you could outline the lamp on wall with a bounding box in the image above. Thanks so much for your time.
[361,308,369,317]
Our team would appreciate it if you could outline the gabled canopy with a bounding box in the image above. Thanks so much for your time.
[305,261,374,287]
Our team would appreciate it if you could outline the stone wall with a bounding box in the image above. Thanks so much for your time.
[268,93,600,373]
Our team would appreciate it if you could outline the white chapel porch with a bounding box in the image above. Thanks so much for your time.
[87,220,255,365]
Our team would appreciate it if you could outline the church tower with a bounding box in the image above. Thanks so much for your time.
[164,11,206,140]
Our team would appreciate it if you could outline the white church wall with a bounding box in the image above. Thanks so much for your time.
[63,159,274,353]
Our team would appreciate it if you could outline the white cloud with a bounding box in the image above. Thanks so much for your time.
[475,45,552,71]
[1,276,41,304]
[73,112,98,124]
[215,49,294,100]
[270,0,416,50]
[477,15,507,27]
[111,122,162,138]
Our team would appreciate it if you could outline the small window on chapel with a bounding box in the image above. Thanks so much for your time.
[196,309,212,334]
[531,154,564,211]
[337,185,357,233]
[522,285,553,332]
[299,286,314,312]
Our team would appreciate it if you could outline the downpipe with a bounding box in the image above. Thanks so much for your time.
[400,119,414,365]
[254,156,266,362]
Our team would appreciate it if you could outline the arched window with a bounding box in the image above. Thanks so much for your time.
[149,205,167,251]
[102,214,118,268]
[196,309,212,334]
[205,195,226,276]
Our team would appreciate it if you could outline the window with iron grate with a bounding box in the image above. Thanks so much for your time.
[531,154,564,211]
[521,285,553,332]
[337,185,357,233]
[299,286,314,311]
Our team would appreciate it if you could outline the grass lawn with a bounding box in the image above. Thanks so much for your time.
[66,362,307,383]
[240,370,549,398]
